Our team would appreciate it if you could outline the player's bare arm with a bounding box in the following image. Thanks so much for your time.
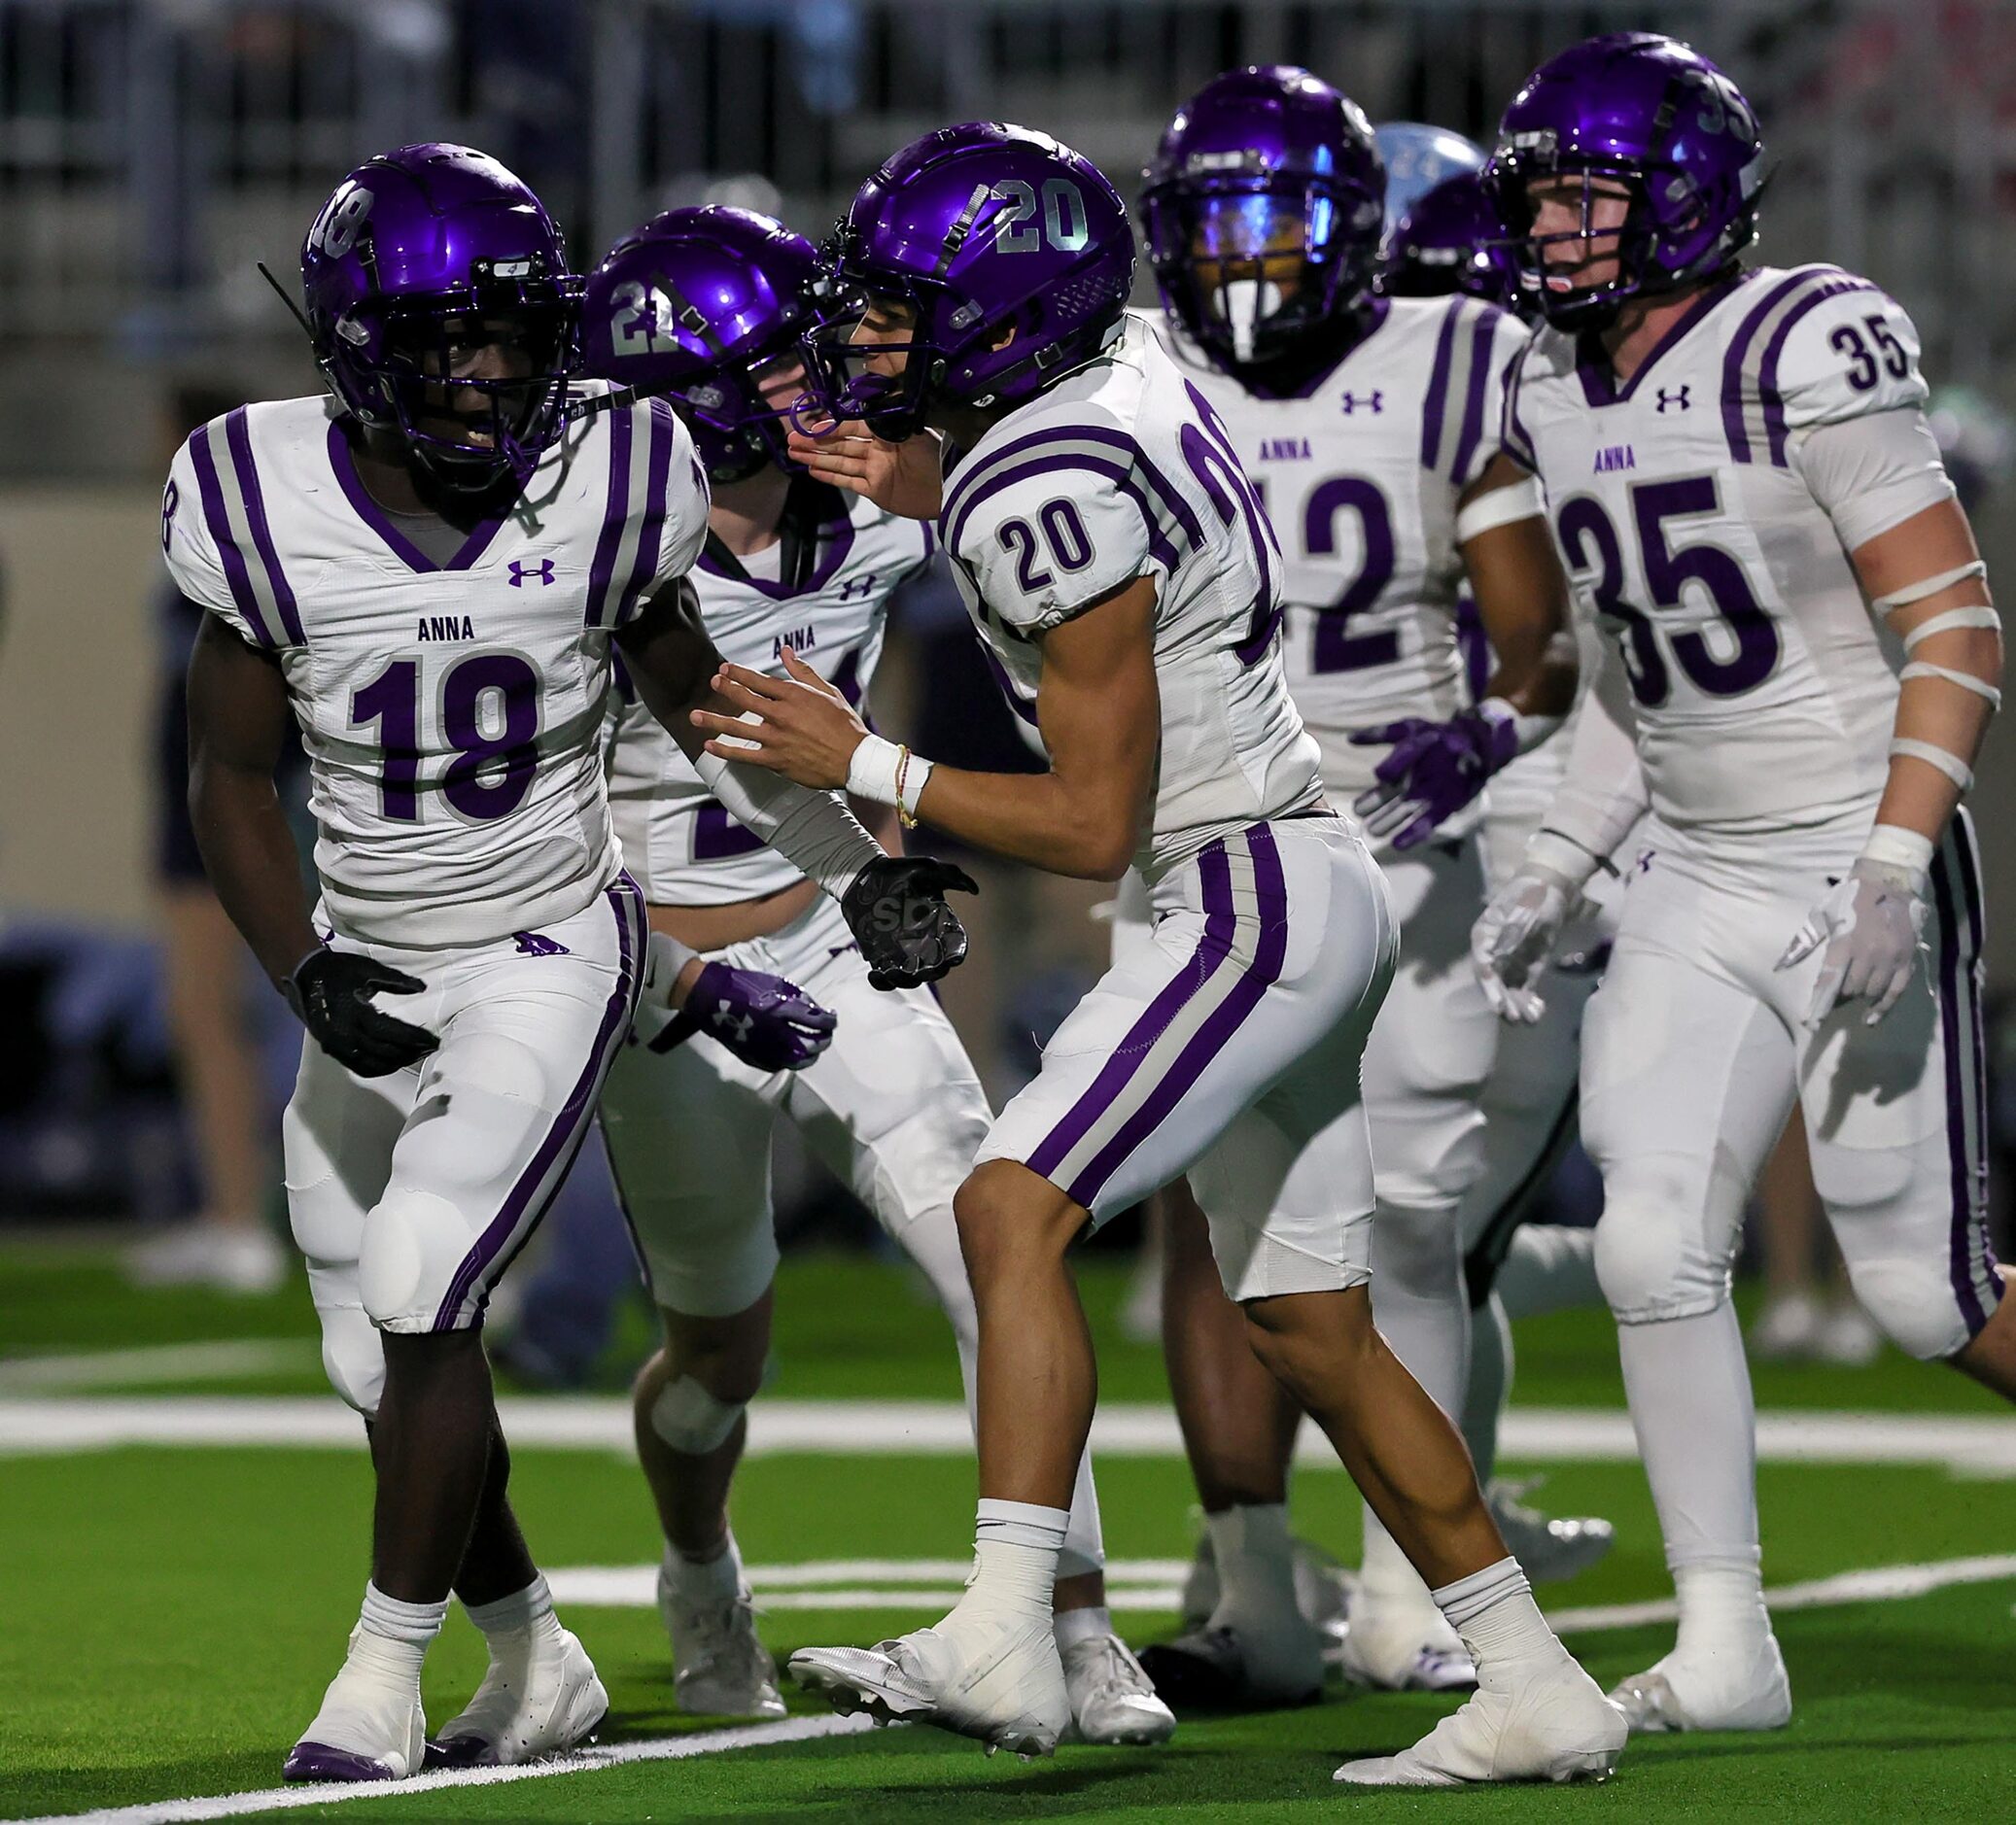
[696,574,1159,881]
[1456,451,1579,723]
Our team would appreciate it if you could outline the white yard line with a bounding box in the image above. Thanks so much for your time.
[3,1395,2011,1475]
[0,1343,315,1393]
[11,1552,2016,1825]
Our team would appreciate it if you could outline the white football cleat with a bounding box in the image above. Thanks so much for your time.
[128,1221,288,1294]
[1338,1600,1477,1693]
[283,1636,425,1783]
[1060,1633,1175,1745]
[1608,1633,1791,1734]
[659,1564,785,1719]
[1487,1478,1616,1584]
[427,1625,608,1767]
[789,1615,1070,1758]
[1334,1653,1626,1787]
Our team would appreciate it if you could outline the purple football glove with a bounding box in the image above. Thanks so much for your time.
[1350,705,1519,850]
[649,960,836,1072]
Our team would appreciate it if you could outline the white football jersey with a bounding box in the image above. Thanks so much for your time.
[1508,263,1934,835]
[939,313,1323,878]
[1159,296,1531,811]
[163,391,710,947]
[606,483,932,905]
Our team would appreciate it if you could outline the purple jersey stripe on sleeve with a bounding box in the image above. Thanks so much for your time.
[1418,303,1463,474]
[1720,267,1849,464]
[1755,278,1880,466]
[1448,308,1507,488]
[612,399,678,626]
[188,422,275,645]
[584,404,637,628]
[1060,824,1292,1210]
[432,876,644,1329]
[945,451,1185,576]
[224,409,306,646]
[942,425,1206,558]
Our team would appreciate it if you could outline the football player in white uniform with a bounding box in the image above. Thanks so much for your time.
[704,122,1625,1790]
[171,145,968,1783]
[1476,34,2012,1733]
[1124,70,1580,1704]
[576,206,1171,1746]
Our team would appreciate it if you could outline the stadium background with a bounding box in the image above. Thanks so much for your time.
[1,5,2013,1822]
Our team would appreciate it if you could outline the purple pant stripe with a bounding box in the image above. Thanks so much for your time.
[188,423,273,644]
[431,878,645,1329]
[1062,824,1291,1209]
[585,406,636,628]
[1419,305,1461,473]
[1447,309,1502,488]
[1929,846,1990,1337]
[225,408,306,645]
[1951,812,2001,1296]
[1025,842,1237,1188]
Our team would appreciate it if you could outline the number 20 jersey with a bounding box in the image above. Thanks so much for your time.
[1156,295,1532,812]
[162,391,710,947]
[1507,263,1933,838]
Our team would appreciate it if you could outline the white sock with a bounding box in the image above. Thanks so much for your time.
[1358,1511,1441,1622]
[356,1582,446,1682]
[666,1530,746,1603]
[951,1499,1065,1633]
[1616,1306,1759,1579]
[1052,1603,1112,1654]
[1203,1503,1294,1612]
[1433,1557,1561,1687]
[1671,1559,1771,1661]
[464,1572,564,1646]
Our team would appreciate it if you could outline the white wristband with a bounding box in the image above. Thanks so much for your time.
[1477,695,1564,758]
[1861,823,1935,878]
[846,732,905,808]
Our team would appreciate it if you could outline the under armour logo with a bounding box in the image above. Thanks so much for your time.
[1339,391,1384,416]
[513,931,570,956]
[838,573,880,603]
[508,559,557,588]
[712,1007,755,1045]
[1634,848,1655,877]
[1655,386,1691,414]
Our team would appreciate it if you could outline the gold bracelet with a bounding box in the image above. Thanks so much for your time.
[894,744,919,829]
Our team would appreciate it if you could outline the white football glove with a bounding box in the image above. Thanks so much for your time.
[1775,857,1929,1026]
[1471,866,1579,1024]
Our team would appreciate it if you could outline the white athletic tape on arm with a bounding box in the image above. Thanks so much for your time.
[846,731,934,825]
[649,1374,746,1457]
[1899,661,2002,708]
[1454,475,1545,545]
[1862,823,1935,877]
[1873,561,1987,614]
[1889,738,1974,792]
[1902,606,2000,649]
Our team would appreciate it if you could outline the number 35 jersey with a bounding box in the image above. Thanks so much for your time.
[1507,263,1936,838]
[162,392,710,947]
[939,313,1323,881]
[604,482,932,907]
[1157,295,1531,813]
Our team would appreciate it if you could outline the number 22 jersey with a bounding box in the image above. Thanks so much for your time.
[162,391,710,947]
[1506,263,1941,837]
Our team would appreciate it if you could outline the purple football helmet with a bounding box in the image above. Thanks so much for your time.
[1485,32,1765,331]
[582,206,822,483]
[1380,170,1524,312]
[300,143,580,490]
[1143,66,1385,374]
[809,122,1135,438]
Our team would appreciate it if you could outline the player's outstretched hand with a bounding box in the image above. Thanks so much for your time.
[1349,708,1517,850]
[284,949,437,1078]
[662,960,837,1072]
[842,856,977,989]
[1775,858,1929,1026]
[694,648,867,790]
[785,418,944,521]
[1470,868,1574,1024]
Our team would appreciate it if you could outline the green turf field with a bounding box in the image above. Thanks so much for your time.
[3,1238,2012,1823]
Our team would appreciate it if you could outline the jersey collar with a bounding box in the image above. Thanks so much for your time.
[698,476,855,599]
[325,421,512,574]
[1574,271,1750,408]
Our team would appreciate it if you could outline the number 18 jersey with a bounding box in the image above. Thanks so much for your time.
[1507,263,1936,838]
[1157,295,1531,816]
[162,391,710,947]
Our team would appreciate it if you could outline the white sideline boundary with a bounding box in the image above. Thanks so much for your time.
[3,1395,2013,1475]
[14,1552,2016,1825]
[0,1344,315,1393]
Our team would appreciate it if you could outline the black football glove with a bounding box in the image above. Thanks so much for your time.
[840,856,978,990]
[283,948,438,1078]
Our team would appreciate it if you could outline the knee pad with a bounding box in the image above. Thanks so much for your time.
[360,1187,480,1333]
[1593,1192,1731,1325]
[649,1373,747,1456]
[317,1299,386,1418]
